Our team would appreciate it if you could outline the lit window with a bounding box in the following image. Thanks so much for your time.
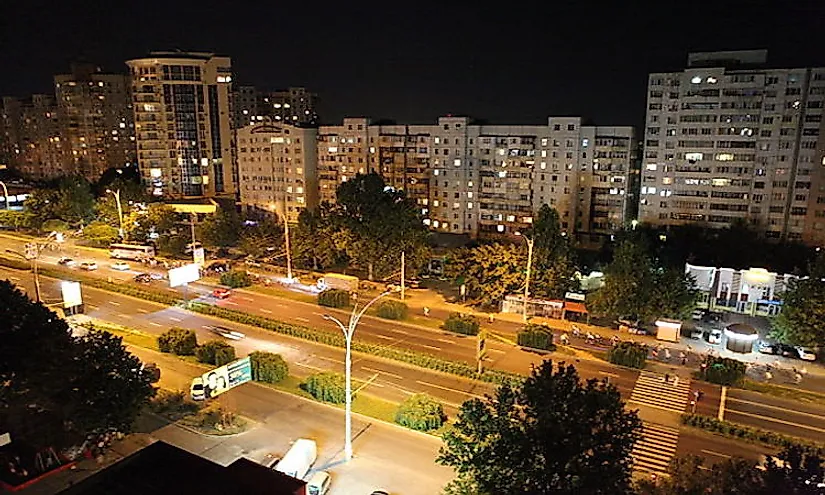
[433,220,440,228]
[582,138,589,148]
[706,76,717,84]
[498,171,506,178]
[646,164,658,171]
[434,137,440,144]
[506,215,515,222]
[712,178,731,187]
[497,224,505,232]
[453,202,460,209]
[685,152,703,161]
[454,159,461,166]
[540,162,547,169]
[433,170,440,176]
[150,168,162,178]
[468,181,474,187]
[541,138,548,146]
[433,200,440,207]
[467,202,474,209]
[467,192,474,198]
[369,147,375,153]
[662,177,673,185]
[541,150,547,158]
[715,153,734,161]
[691,76,702,84]
[423,219,431,226]
[328,147,338,152]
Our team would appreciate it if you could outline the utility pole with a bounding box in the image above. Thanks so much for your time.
[516,232,534,323]
[0,181,8,210]
[106,189,125,240]
[477,330,487,374]
[400,251,405,301]
[190,213,197,245]
[283,206,293,281]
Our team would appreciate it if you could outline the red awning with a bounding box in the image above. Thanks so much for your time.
[564,301,588,314]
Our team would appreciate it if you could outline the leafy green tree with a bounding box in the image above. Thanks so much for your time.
[761,444,825,494]
[772,253,825,347]
[589,240,697,323]
[195,340,236,366]
[529,205,578,299]
[395,394,446,432]
[517,323,555,351]
[68,330,156,434]
[220,270,252,288]
[157,327,198,355]
[442,313,480,336]
[24,187,60,228]
[94,176,148,228]
[336,173,429,280]
[317,288,350,308]
[302,371,348,404]
[199,206,242,249]
[81,221,119,247]
[607,341,648,369]
[376,300,408,320]
[445,242,524,307]
[239,217,282,259]
[249,351,289,384]
[127,203,177,242]
[292,204,350,270]
[55,175,95,225]
[0,210,34,230]
[439,360,642,494]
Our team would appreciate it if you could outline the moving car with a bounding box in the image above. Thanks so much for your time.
[190,377,205,401]
[206,261,230,273]
[688,327,704,340]
[691,309,705,321]
[206,325,246,340]
[79,261,98,271]
[111,261,130,271]
[149,272,164,280]
[306,471,331,495]
[58,257,76,266]
[212,288,232,299]
[134,273,152,283]
[758,342,805,359]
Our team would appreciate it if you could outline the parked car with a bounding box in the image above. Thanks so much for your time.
[190,377,205,401]
[206,325,245,340]
[691,309,705,321]
[58,257,76,266]
[212,288,232,299]
[79,261,98,271]
[705,329,722,345]
[206,261,230,273]
[111,261,130,271]
[306,471,331,495]
[143,362,161,383]
[149,272,164,280]
[134,273,152,283]
[759,342,798,357]
[796,346,817,361]
[689,327,704,340]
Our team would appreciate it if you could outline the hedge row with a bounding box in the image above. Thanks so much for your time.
[3,259,524,387]
[442,313,480,336]
[681,414,825,457]
[0,256,32,271]
[698,355,747,386]
[517,324,555,351]
[607,341,648,369]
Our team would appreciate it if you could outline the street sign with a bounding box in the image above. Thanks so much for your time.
[565,292,586,302]
[193,247,205,266]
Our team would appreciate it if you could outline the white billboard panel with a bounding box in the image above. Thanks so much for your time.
[61,281,83,308]
[168,263,200,287]
[200,357,252,399]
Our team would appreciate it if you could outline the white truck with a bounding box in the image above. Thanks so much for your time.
[317,273,359,292]
[275,438,317,480]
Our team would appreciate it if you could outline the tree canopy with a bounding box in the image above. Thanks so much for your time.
[0,280,155,450]
[445,242,524,307]
[527,205,578,299]
[198,206,242,249]
[438,360,642,494]
[771,253,825,347]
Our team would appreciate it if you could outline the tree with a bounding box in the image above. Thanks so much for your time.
[607,341,647,369]
[157,327,198,355]
[127,203,177,243]
[199,206,242,249]
[93,176,148,228]
[239,217,282,259]
[445,242,524,307]
[529,205,578,299]
[24,187,60,228]
[335,173,430,280]
[0,210,34,230]
[588,240,697,323]
[395,394,446,432]
[292,204,350,271]
[195,340,236,366]
[220,270,252,288]
[249,351,289,384]
[302,372,348,404]
[54,176,95,225]
[438,360,642,494]
[81,221,119,247]
[771,253,825,347]
[67,330,156,434]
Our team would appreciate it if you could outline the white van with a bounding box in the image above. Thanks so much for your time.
[306,471,331,495]
[275,439,317,480]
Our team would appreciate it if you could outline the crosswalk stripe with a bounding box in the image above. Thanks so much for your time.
[631,422,680,477]
[628,371,691,414]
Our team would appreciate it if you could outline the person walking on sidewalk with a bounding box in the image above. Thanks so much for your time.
[679,351,687,366]
[488,313,495,324]
[423,306,430,317]
[560,333,569,346]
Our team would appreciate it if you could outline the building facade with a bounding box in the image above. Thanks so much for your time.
[232,86,319,130]
[0,95,65,179]
[125,51,235,198]
[54,63,135,181]
[640,50,825,243]
[686,263,798,316]
[236,121,318,223]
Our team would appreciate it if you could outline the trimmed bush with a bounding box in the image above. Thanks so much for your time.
[157,327,198,355]
[220,270,252,288]
[607,341,648,369]
[517,324,555,351]
[41,219,69,232]
[698,355,746,386]
[442,313,480,336]
[0,256,32,271]
[249,351,289,383]
[195,340,236,366]
[318,289,350,308]
[395,393,446,432]
[149,390,200,420]
[681,414,825,457]
[302,371,348,404]
[376,300,408,320]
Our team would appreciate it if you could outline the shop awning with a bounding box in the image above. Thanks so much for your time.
[564,301,588,314]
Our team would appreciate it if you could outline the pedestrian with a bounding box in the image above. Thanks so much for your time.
[664,373,670,383]
[694,390,700,401]
[561,333,569,345]
[795,373,803,384]
[765,370,773,381]
[488,313,495,324]
[697,390,704,401]
[664,348,671,361]
[680,351,687,365]
[673,376,680,387]
[423,306,430,317]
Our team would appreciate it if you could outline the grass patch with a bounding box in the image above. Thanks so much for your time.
[741,379,825,406]
[244,283,317,304]
[87,323,160,351]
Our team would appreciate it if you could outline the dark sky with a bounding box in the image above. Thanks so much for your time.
[2,1,824,128]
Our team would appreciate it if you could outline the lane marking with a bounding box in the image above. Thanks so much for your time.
[240,297,254,302]
[202,325,213,329]
[109,301,121,306]
[728,396,825,422]
[488,349,506,354]
[118,314,132,319]
[88,305,99,310]
[374,334,394,340]
[388,328,409,335]
[261,309,273,314]
[727,409,825,434]
[719,385,727,421]
[169,317,182,322]
[149,322,163,327]
[361,367,403,380]
[224,301,239,306]
[415,380,486,400]
[315,355,344,365]
[418,344,441,351]
[701,450,732,459]
[137,308,149,314]
[599,371,620,378]
[9,276,20,281]
[436,338,454,344]
[294,362,324,372]
[295,317,310,323]
[276,304,288,309]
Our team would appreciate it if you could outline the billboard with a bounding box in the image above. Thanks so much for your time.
[200,356,252,399]
[61,281,83,308]
[168,263,200,288]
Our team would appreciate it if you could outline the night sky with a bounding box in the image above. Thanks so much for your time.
[2,1,824,129]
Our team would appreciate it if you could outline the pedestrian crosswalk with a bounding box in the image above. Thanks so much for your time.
[628,370,691,413]
[632,422,680,477]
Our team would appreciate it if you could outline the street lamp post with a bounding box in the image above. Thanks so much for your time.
[270,203,294,281]
[515,231,534,323]
[106,189,125,240]
[322,291,391,462]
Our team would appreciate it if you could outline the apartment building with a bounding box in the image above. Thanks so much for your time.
[639,50,825,243]
[236,120,318,223]
[317,118,372,203]
[0,95,65,179]
[54,63,135,181]
[232,85,260,129]
[125,51,235,198]
[232,86,319,130]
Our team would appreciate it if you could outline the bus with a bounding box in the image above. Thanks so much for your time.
[109,243,155,261]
